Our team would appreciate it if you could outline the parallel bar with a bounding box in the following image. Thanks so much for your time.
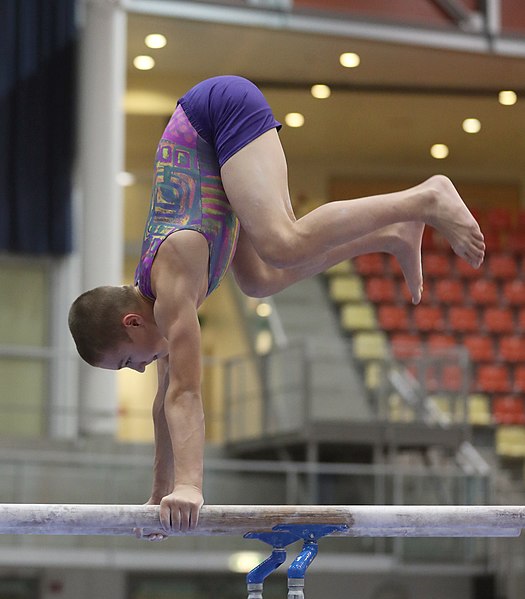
[0,505,524,538]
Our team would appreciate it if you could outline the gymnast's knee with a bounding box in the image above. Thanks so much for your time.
[255,228,306,269]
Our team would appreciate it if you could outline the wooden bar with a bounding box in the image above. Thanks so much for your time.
[0,504,523,537]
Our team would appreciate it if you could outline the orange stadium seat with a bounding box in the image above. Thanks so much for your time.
[387,255,403,278]
[354,254,386,276]
[434,279,464,304]
[499,336,525,363]
[365,278,397,303]
[427,333,457,353]
[391,334,422,359]
[503,280,525,306]
[518,308,525,332]
[483,307,514,334]
[485,207,514,231]
[378,305,409,332]
[454,255,484,279]
[413,305,445,333]
[468,279,499,305]
[507,231,525,254]
[476,364,512,394]
[423,253,451,278]
[464,335,495,362]
[493,396,525,425]
[448,306,479,333]
[486,254,518,280]
[481,229,503,252]
[514,366,525,393]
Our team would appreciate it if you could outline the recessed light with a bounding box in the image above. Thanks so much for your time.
[145,33,167,49]
[462,118,481,134]
[116,172,136,187]
[311,84,331,99]
[285,112,305,128]
[133,55,155,70]
[499,90,517,106]
[430,144,449,159]
[339,52,360,68]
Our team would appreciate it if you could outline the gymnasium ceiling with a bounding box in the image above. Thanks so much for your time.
[124,10,525,187]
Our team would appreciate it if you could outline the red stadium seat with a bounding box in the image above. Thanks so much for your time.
[507,231,525,254]
[448,307,479,333]
[354,254,386,276]
[427,333,457,353]
[493,395,525,425]
[387,255,403,278]
[482,307,514,334]
[434,279,464,304]
[480,230,503,252]
[519,308,525,332]
[503,280,525,306]
[464,335,495,362]
[486,254,518,280]
[391,334,422,359]
[514,366,525,393]
[413,305,445,333]
[423,253,451,278]
[378,305,410,332]
[485,207,514,231]
[468,280,499,305]
[499,336,525,363]
[476,364,512,394]
[365,278,397,303]
[454,255,484,279]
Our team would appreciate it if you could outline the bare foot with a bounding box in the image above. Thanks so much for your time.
[385,221,424,305]
[423,175,485,268]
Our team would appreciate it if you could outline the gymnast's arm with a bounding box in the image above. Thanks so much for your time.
[149,355,173,503]
[151,231,208,532]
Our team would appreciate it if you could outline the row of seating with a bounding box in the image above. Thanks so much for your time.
[377,304,525,335]
[366,276,525,306]
[338,299,525,336]
[354,251,525,279]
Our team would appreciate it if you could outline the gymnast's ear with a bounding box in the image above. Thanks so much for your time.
[122,313,144,328]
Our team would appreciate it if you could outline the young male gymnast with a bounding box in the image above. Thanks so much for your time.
[68,75,485,538]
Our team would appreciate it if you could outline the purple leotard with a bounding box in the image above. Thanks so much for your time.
[179,75,281,168]
[134,76,281,298]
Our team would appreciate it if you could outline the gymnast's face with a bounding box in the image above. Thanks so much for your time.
[98,314,168,373]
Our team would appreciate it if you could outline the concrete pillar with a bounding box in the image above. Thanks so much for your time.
[77,0,127,435]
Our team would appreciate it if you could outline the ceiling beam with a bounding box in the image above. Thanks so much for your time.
[122,0,525,57]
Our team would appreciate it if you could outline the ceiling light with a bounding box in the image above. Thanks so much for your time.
[462,118,481,134]
[229,552,266,573]
[256,302,272,318]
[499,90,517,106]
[285,112,305,128]
[133,55,155,70]
[430,144,449,159]
[145,33,167,49]
[311,84,331,99]
[116,172,136,187]
[339,52,360,68]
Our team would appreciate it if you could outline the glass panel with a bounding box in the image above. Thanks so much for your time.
[0,263,48,346]
[0,358,45,436]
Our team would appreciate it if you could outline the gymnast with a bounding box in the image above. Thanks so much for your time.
[68,75,485,538]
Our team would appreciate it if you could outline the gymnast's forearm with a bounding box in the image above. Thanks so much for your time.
[150,392,174,502]
[164,388,205,494]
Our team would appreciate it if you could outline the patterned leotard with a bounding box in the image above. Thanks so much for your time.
[134,76,281,299]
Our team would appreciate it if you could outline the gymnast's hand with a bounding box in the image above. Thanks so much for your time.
[159,485,204,533]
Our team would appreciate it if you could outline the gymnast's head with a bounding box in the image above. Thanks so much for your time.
[68,285,167,372]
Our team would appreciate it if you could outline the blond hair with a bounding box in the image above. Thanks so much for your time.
[68,285,141,366]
